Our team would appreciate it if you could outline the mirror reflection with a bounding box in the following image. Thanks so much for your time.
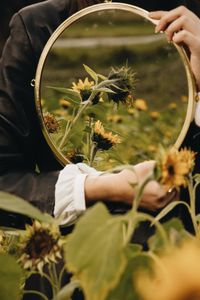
[39,8,188,170]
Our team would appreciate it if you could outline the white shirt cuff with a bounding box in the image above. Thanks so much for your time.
[54,163,102,226]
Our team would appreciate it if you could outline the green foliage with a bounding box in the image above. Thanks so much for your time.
[148,218,189,252]
[64,203,128,300]
[0,253,23,300]
[0,192,55,224]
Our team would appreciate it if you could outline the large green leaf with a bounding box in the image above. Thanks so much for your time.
[106,253,151,300]
[0,192,55,224]
[0,253,23,300]
[64,203,127,300]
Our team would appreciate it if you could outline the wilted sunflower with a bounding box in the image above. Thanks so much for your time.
[18,221,63,272]
[107,65,136,106]
[157,147,196,190]
[135,239,200,300]
[43,112,60,133]
[72,77,99,104]
[92,120,121,150]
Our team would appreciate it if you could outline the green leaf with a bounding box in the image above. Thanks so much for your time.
[54,280,81,300]
[0,253,23,300]
[83,64,98,82]
[64,203,127,300]
[0,192,55,224]
[94,87,116,94]
[47,86,82,103]
[151,201,190,225]
[148,218,187,252]
[106,253,151,300]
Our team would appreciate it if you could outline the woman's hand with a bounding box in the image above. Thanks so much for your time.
[85,161,174,212]
[149,6,200,89]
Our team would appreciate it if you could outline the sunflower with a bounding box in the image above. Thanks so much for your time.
[72,77,99,104]
[107,65,136,106]
[43,112,60,133]
[59,98,71,109]
[66,149,84,164]
[135,99,148,111]
[18,221,64,272]
[92,120,121,150]
[107,114,123,123]
[150,111,160,120]
[168,102,177,109]
[135,239,200,300]
[157,147,195,190]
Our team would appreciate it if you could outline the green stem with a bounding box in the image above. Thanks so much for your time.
[48,263,59,298]
[23,290,48,300]
[132,174,154,212]
[87,117,92,158]
[89,143,98,166]
[136,212,168,246]
[58,91,96,150]
[188,176,199,236]
[123,211,168,246]
[58,265,66,289]
[28,271,53,287]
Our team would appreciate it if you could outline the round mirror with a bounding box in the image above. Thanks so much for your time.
[35,2,196,171]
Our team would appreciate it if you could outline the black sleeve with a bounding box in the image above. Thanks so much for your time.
[0,12,61,215]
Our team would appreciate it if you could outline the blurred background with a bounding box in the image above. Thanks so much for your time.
[0,0,199,56]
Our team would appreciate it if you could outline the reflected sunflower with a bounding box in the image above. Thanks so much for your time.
[135,99,148,111]
[136,239,200,300]
[157,147,195,190]
[18,221,64,272]
[72,77,99,104]
[107,65,136,106]
[92,120,121,150]
[43,112,60,133]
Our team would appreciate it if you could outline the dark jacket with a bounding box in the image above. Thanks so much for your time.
[0,0,101,223]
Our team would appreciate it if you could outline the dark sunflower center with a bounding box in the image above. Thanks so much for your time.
[25,230,56,259]
[92,133,113,150]
[168,164,175,176]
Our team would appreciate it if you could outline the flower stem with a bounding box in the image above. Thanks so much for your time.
[132,174,154,212]
[23,290,49,300]
[58,91,96,150]
[48,263,59,297]
[89,143,98,167]
[188,176,199,236]
[58,265,66,289]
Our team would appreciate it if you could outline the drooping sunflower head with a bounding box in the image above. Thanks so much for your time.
[66,149,84,164]
[107,65,136,106]
[18,221,63,272]
[135,239,200,300]
[157,147,196,191]
[92,120,121,150]
[43,112,60,134]
[72,77,99,104]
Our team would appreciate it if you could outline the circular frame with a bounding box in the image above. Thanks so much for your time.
[35,2,197,166]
